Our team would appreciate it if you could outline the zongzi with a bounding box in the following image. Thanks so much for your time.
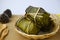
[25,6,54,32]
[16,17,40,34]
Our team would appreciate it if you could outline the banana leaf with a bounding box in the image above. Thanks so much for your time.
[25,6,39,13]
[16,17,40,34]
[25,6,48,21]
[25,6,54,32]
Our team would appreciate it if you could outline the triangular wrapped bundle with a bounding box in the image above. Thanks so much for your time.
[16,17,40,34]
[25,6,54,32]
[25,6,48,21]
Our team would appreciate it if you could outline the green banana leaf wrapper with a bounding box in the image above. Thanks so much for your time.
[25,6,54,32]
[16,17,40,35]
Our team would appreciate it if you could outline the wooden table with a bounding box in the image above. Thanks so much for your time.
[5,15,60,40]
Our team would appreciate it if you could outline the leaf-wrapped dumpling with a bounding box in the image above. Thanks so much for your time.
[16,17,40,34]
[25,6,54,32]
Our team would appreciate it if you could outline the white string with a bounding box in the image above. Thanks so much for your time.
[34,7,40,21]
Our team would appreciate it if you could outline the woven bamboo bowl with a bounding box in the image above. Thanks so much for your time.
[15,14,59,40]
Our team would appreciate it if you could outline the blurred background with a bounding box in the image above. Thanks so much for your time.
[0,0,60,15]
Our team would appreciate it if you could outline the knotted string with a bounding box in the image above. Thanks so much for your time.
[34,8,40,22]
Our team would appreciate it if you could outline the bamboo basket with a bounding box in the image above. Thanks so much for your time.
[15,14,60,40]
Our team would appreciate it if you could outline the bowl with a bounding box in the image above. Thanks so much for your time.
[15,14,59,40]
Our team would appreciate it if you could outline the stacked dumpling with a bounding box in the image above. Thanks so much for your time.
[16,6,54,35]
